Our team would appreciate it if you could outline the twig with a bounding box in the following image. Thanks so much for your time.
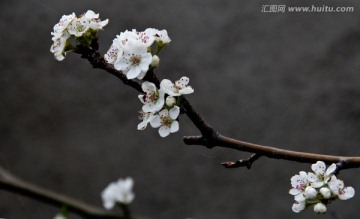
[0,166,142,219]
[221,153,262,169]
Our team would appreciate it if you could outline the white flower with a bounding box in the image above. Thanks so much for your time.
[160,77,194,97]
[68,16,90,37]
[137,111,154,130]
[328,176,355,200]
[307,161,336,188]
[150,106,180,137]
[84,10,109,30]
[304,186,317,199]
[313,203,327,214]
[145,28,171,44]
[165,96,176,107]
[292,201,306,213]
[319,187,331,199]
[101,177,135,209]
[50,32,70,61]
[114,41,152,79]
[289,171,309,202]
[53,13,75,35]
[138,82,165,113]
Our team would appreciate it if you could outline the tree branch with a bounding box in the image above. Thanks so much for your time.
[0,166,143,219]
[74,46,360,171]
[221,153,262,169]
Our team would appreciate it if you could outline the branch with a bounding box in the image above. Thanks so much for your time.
[75,46,360,170]
[0,166,143,219]
[221,153,262,169]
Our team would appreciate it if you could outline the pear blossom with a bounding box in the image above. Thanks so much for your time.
[52,13,75,35]
[150,106,180,137]
[289,171,309,202]
[138,82,165,113]
[50,32,70,61]
[68,16,90,37]
[313,203,327,213]
[104,38,123,64]
[145,28,171,44]
[160,77,194,97]
[328,175,355,200]
[307,161,336,188]
[101,177,135,209]
[290,161,355,214]
[114,41,152,79]
[137,111,154,130]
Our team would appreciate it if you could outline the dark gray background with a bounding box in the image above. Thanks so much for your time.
[1,0,360,218]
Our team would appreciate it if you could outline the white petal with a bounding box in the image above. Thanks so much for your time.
[294,193,306,202]
[179,87,194,95]
[326,163,337,176]
[150,115,162,128]
[159,126,170,137]
[307,172,318,183]
[311,181,324,188]
[312,161,326,175]
[292,201,306,213]
[169,106,180,119]
[126,66,141,79]
[137,121,148,130]
[170,121,179,133]
[136,70,147,80]
[158,109,169,118]
[114,58,130,71]
[339,187,355,200]
[289,188,300,195]
[142,82,156,93]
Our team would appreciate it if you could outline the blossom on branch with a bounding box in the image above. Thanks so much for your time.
[160,77,194,96]
[289,161,355,214]
[101,177,135,210]
[105,28,170,79]
[150,106,180,137]
[50,10,108,61]
[138,81,165,113]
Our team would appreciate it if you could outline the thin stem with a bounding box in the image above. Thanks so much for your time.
[0,166,142,219]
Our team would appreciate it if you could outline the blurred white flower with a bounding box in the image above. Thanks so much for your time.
[53,213,67,219]
[50,32,70,61]
[101,177,135,210]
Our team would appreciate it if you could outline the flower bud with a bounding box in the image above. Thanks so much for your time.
[314,203,327,214]
[151,55,160,68]
[305,186,317,199]
[166,96,176,107]
[319,187,331,199]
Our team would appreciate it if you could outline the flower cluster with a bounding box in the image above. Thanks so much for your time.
[105,28,171,80]
[290,161,355,214]
[101,177,135,209]
[50,10,108,61]
[137,77,194,137]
